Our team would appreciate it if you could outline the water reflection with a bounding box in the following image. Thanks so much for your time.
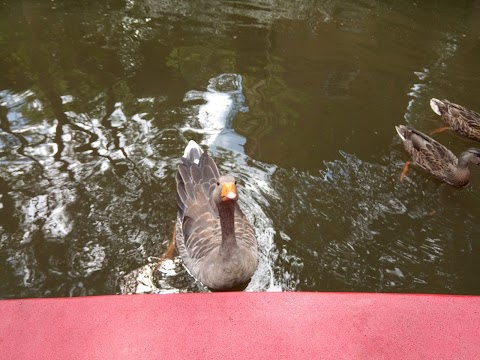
[1,0,480,298]
[182,73,248,151]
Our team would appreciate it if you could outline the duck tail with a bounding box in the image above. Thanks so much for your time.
[182,140,204,165]
[395,125,408,141]
[430,98,444,116]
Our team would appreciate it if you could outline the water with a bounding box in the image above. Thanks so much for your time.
[1,0,480,298]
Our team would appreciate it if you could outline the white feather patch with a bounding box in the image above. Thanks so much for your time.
[430,98,442,116]
[395,126,407,141]
[183,140,204,164]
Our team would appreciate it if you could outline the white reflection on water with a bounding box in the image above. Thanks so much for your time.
[0,88,173,296]
[182,73,248,151]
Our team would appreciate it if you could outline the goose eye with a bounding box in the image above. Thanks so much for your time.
[216,181,220,186]
[235,181,237,185]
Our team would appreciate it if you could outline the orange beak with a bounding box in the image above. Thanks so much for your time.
[221,182,237,201]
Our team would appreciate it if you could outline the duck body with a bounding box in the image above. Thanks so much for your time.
[395,125,480,187]
[175,140,258,291]
[430,98,480,141]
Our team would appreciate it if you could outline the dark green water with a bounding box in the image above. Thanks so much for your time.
[1,0,480,298]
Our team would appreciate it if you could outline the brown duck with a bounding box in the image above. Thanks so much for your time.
[430,98,480,141]
[175,140,258,291]
[395,125,480,187]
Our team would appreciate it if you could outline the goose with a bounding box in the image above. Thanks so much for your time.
[395,125,480,187]
[175,140,258,291]
[430,98,480,141]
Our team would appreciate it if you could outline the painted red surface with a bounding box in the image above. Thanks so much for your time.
[1,292,479,359]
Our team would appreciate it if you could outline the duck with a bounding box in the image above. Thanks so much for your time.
[430,98,480,141]
[175,140,258,291]
[395,125,480,187]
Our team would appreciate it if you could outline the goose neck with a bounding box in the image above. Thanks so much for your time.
[218,202,237,252]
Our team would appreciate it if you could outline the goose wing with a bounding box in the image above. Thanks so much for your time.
[234,205,257,251]
[176,146,223,262]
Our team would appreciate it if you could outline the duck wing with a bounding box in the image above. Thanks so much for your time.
[412,128,456,164]
[396,125,458,179]
[431,99,480,138]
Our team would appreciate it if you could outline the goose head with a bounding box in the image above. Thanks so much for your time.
[212,175,238,207]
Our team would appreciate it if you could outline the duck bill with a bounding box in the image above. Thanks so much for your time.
[221,182,237,201]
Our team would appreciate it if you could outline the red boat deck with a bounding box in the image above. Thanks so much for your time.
[1,292,479,359]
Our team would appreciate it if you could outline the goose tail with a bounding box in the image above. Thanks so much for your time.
[182,140,204,165]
